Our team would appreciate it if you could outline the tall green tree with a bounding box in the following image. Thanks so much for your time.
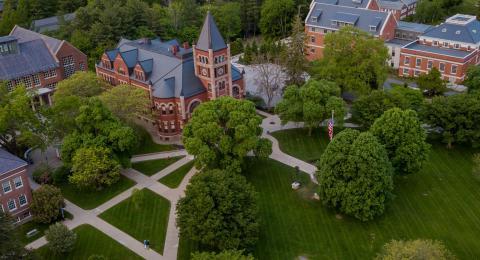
[30,185,65,224]
[0,212,28,258]
[45,223,77,255]
[70,146,121,190]
[0,0,16,35]
[183,97,271,173]
[413,0,446,24]
[259,0,295,38]
[0,84,44,156]
[422,93,480,148]
[240,0,260,37]
[463,66,480,94]
[276,80,346,136]
[177,169,259,251]
[370,108,430,175]
[376,239,456,260]
[282,14,308,86]
[99,84,150,123]
[352,90,406,128]
[317,129,394,221]
[416,68,447,97]
[311,26,389,95]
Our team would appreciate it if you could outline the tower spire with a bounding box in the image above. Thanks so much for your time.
[196,11,227,51]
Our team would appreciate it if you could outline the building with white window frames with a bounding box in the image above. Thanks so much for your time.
[0,149,32,223]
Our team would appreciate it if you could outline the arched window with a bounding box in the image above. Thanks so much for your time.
[161,105,167,115]
[233,85,240,98]
[189,100,201,114]
[169,104,174,114]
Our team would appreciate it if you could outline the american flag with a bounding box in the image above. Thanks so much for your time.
[328,118,334,141]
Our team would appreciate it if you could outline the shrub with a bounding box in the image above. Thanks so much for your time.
[376,239,456,260]
[30,185,65,224]
[52,166,71,185]
[45,223,76,255]
[32,164,53,184]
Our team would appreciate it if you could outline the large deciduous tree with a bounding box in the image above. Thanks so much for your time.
[370,108,430,175]
[70,146,121,190]
[422,93,480,148]
[99,84,150,123]
[376,239,456,260]
[183,97,271,173]
[0,212,28,258]
[464,66,480,94]
[30,185,65,224]
[176,170,259,251]
[252,53,285,108]
[259,0,295,38]
[282,14,308,86]
[311,26,389,95]
[276,80,346,136]
[352,90,405,128]
[0,84,44,157]
[416,68,447,97]
[317,129,394,221]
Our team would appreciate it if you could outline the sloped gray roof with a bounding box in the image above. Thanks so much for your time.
[32,13,76,33]
[313,0,370,9]
[397,21,433,33]
[0,39,58,80]
[378,0,405,9]
[0,149,27,176]
[196,12,227,52]
[306,3,390,35]
[422,19,480,44]
[10,25,62,53]
[403,42,473,58]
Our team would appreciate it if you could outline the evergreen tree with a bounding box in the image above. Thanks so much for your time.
[240,0,260,37]
[283,14,308,86]
[0,0,16,35]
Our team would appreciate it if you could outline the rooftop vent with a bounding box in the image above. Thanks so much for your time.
[352,0,362,4]
[442,28,447,32]
[456,30,461,34]
[473,29,477,33]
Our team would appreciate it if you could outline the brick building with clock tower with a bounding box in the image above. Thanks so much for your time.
[96,12,245,140]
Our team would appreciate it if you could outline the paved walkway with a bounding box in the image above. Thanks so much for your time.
[26,150,196,260]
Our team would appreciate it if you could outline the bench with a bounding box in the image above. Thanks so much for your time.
[26,229,39,238]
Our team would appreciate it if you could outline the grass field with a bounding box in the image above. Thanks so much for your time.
[133,126,176,155]
[159,161,195,188]
[132,157,183,176]
[179,138,480,259]
[17,212,73,245]
[57,175,135,210]
[271,127,333,163]
[99,189,171,253]
[36,224,141,259]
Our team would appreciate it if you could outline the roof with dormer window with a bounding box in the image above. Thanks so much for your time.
[421,14,480,44]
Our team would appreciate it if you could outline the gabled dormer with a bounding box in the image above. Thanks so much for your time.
[0,36,19,56]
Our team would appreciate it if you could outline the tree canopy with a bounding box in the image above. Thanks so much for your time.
[371,108,430,175]
[191,250,254,260]
[0,212,28,258]
[259,0,295,38]
[183,97,271,173]
[463,66,480,94]
[30,185,65,224]
[376,239,456,260]
[45,223,77,255]
[275,79,346,135]
[416,68,447,97]
[310,26,389,95]
[317,129,394,221]
[177,169,259,251]
[422,93,480,148]
[282,14,308,86]
[99,84,150,123]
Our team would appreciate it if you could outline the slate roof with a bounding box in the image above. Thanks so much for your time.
[0,149,27,176]
[0,39,58,80]
[403,41,473,58]
[397,21,433,33]
[32,13,76,33]
[313,0,370,9]
[196,12,227,52]
[378,0,405,9]
[305,3,390,36]
[10,25,63,53]
[421,14,480,44]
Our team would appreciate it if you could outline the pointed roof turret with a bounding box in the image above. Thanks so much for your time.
[196,12,227,52]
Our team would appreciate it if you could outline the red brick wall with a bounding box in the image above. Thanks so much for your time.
[305,27,325,61]
[367,0,380,10]
[55,41,88,79]
[380,14,397,41]
[0,166,32,220]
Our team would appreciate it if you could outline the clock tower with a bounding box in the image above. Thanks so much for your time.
[193,11,233,100]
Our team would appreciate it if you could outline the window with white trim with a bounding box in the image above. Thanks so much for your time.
[2,181,11,193]
[451,65,457,74]
[414,70,420,77]
[63,56,76,78]
[44,69,57,79]
[433,41,438,46]
[416,58,421,67]
[19,194,27,206]
[7,199,16,211]
[454,43,460,49]
[443,42,448,47]
[13,176,22,188]
[439,63,445,72]
[21,76,33,88]
[403,68,409,75]
[427,60,433,70]
[404,57,410,65]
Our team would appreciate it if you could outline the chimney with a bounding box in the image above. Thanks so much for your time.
[183,42,190,49]
[170,45,179,55]
[139,38,151,45]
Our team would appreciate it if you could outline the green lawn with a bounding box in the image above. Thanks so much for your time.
[57,175,135,210]
[179,143,480,259]
[36,224,142,259]
[133,125,175,155]
[271,127,333,163]
[158,161,195,188]
[17,212,73,245]
[99,189,171,254]
[132,157,183,176]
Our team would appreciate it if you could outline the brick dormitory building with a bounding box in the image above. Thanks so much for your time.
[0,26,87,109]
[305,0,480,84]
[96,12,245,140]
[0,149,32,224]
